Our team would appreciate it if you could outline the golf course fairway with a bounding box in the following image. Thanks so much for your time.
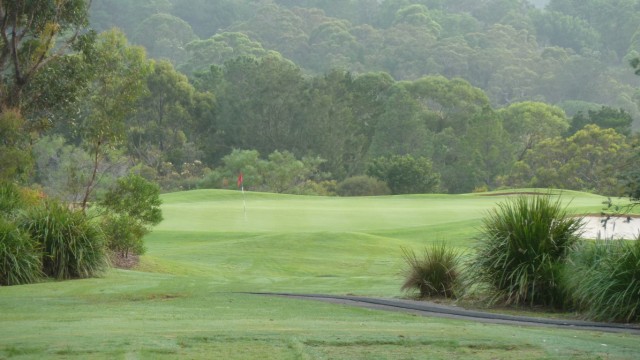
[1,190,638,359]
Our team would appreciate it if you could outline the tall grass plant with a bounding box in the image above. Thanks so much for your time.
[566,238,640,322]
[20,201,107,279]
[468,195,583,307]
[0,217,42,285]
[401,243,462,298]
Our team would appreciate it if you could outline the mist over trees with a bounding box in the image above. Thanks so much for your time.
[2,0,640,198]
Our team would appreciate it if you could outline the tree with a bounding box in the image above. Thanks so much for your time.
[507,125,631,195]
[368,84,431,158]
[215,54,306,157]
[367,154,440,194]
[179,32,269,75]
[567,106,633,136]
[406,76,491,133]
[0,110,33,181]
[499,101,569,161]
[131,13,197,65]
[77,29,152,210]
[0,0,92,111]
[128,60,199,173]
[99,174,162,257]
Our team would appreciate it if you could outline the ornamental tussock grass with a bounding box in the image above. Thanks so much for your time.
[468,195,583,307]
[565,238,640,322]
[0,216,42,286]
[401,242,462,298]
[20,201,108,280]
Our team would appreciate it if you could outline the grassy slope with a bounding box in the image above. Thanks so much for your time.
[1,190,637,359]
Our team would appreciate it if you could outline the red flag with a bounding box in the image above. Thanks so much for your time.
[237,172,243,188]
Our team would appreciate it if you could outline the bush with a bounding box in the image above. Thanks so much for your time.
[0,216,42,285]
[98,174,162,258]
[401,243,462,298]
[468,195,583,307]
[336,176,391,196]
[102,213,147,257]
[20,201,107,279]
[565,239,640,322]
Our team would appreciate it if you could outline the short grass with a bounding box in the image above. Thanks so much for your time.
[1,189,638,359]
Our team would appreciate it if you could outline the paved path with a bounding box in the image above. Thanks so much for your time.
[246,292,640,335]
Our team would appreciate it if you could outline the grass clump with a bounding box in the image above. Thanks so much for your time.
[0,216,42,285]
[468,195,583,307]
[20,201,108,280]
[566,238,640,322]
[401,243,462,298]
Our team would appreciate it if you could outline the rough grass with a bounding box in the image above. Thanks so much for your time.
[1,190,638,359]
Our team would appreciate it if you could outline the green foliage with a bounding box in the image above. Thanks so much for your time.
[0,0,91,109]
[0,183,42,286]
[336,176,391,197]
[567,106,633,136]
[367,155,440,194]
[0,182,25,216]
[200,149,327,194]
[100,175,163,227]
[101,213,147,257]
[468,195,583,307]
[20,201,107,280]
[401,243,462,298]
[0,216,42,286]
[99,174,162,257]
[506,125,631,196]
[0,110,34,182]
[565,239,640,322]
[77,29,152,209]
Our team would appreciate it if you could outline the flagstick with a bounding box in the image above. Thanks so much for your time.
[241,184,247,220]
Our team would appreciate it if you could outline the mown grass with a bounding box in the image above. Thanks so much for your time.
[1,189,638,359]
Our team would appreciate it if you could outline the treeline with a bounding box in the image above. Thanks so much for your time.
[1,0,639,201]
[90,0,640,124]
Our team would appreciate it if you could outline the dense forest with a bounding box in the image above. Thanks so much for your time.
[2,0,640,200]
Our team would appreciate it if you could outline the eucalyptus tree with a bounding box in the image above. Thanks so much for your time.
[507,125,631,195]
[215,54,306,158]
[131,13,197,65]
[179,32,269,76]
[0,0,92,112]
[0,0,93,181]
[128,60,199,173]
[499,101,569,161]
[76,29,152,210]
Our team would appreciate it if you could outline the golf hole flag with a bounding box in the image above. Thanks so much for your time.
[237,172,243,188]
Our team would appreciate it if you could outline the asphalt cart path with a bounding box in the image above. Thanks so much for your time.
[245,292,640,335]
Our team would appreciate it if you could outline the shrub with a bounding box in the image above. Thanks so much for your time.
[102,213,147,257]
[98,174,162,258]
[401,243,462,298]
[0,216,42,285]
[0,182,24,216]
[565,239,640,322]
[20,201,107,279]
[99,174,163,226]
[336,176,391,196]
[468,195,583,307]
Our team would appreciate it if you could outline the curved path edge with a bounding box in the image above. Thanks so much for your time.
[243,292,640,335]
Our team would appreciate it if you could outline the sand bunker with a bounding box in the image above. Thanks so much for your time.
[580,216,640,240]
